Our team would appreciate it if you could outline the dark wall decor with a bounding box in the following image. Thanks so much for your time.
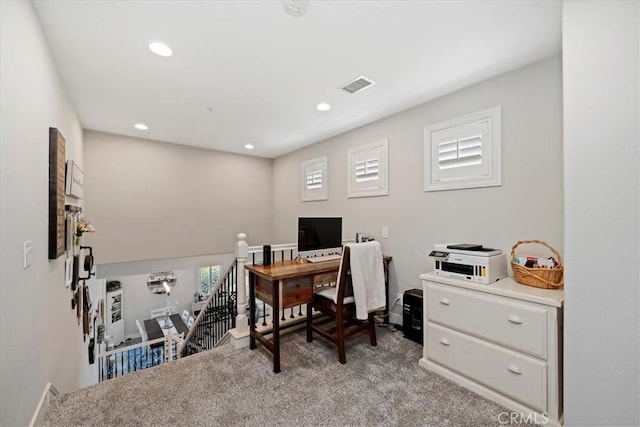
[49,128,66,259]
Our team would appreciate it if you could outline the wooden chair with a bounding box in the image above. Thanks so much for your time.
[306,246,377,364]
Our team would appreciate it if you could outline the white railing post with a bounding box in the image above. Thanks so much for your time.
[229,233,251,349]
[235,233,249,333]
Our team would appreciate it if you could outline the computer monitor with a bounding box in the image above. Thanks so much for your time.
[297,217,342,257]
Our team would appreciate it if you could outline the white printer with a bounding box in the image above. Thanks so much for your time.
[429,243,507,284]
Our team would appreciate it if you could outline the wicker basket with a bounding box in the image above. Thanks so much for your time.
[510,240,564,289]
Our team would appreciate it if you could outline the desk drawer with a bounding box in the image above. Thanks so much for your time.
[426,282,547,358]
[282,276,312,309]
[427,323,547,412]
[255,276,274,305]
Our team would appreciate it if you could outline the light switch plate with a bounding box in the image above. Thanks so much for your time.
[24,241,33,269]
[381,226,389,238]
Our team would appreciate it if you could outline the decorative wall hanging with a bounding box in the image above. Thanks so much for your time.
[147,271,177,295]
[48,128,66,259]
[65,160,84,199]
[65,256,73,287]
[65,204,81,253]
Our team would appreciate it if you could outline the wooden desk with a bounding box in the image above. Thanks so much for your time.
[246,256,391,373]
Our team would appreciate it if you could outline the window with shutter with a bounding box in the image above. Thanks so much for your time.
[424,107,501,192]
[302,157,328,201]
[348,139,388,198]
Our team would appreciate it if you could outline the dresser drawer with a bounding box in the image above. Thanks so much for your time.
[426,282,548,358]
[427,323,547,412]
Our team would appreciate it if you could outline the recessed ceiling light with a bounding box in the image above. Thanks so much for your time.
[134,123,148,130]
[244,144,254,150]
[282,0,308,17]
[148,41,173,57]
[316,102,331,112]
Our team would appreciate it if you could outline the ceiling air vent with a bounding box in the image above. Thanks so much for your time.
[341,76,375,94]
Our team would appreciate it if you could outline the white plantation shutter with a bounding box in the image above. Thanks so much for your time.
[425,107,501,191]
[355,157,379,182]
[306,170,323,189]
[302,157,328,201]
[348,139,388,198]
[438,135,482,170]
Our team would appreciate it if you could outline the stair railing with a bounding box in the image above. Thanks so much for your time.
[97,333,184,382]
[179,252,239,356]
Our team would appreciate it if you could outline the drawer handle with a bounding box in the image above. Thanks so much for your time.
[508,365,523,375]
[439,338,450,346]
[439,298,451,306]
[507,315,523,325]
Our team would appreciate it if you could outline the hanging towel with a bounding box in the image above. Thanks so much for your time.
[346,241,386,320]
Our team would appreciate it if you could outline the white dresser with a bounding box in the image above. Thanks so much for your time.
[419,273,563,426]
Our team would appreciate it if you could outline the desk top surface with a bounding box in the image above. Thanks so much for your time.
[245,256,392,281]
[246,259,341,280]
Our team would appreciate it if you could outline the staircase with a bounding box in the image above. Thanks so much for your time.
[92,233,330,382]
[179,233,303,357]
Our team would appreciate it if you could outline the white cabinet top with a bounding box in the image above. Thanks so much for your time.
[420,272,564,307]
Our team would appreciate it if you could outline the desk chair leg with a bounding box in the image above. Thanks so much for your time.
[306,303,313,343]
[368,313,377,347]
[337,310,346,364]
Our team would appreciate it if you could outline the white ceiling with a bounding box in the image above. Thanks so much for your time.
[34,0,561,159]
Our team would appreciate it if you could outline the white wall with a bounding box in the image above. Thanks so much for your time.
[0,1,87,425]
[83,130,274,264]
[272,56,564,322]
[563,2,640,425]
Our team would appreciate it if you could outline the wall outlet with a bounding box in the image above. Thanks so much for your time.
[23,241,33,269]
[381,226,389,238]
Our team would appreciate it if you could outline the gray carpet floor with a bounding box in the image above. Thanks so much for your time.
[44,326,533,426]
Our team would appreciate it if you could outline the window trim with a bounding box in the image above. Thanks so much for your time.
[347,139,389,198]
[424,106,501,192]
[301,157,328,201]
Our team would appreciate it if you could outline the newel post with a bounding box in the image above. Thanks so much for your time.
[235,233,249,333]
[229,233,250,349]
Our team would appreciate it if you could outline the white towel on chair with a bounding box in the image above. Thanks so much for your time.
[347,241,386,320]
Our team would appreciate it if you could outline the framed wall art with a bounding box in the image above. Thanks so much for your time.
[48,128,66,259]
[65,160,84,199]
